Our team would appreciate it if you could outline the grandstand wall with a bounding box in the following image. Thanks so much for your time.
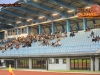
[0,56,100,71]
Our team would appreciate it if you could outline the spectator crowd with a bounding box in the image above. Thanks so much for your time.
[0,27,100,53]
[0,31,67,53]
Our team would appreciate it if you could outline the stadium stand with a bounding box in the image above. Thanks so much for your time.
[0,28,100,56]
[0,0,100,72]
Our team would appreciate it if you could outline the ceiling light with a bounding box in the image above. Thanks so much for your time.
[27,19,32,21]
[9,24,12,25]
[85,6,91,9]
[60,7,63,8]
[27,20,31,21]
[16,21,21,24]
[68,10,74,13]
[39,16,44,19]
[52,13,59,16]
[34,0,37,2]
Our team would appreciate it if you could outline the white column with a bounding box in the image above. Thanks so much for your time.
[46,58,48,70]
[95,57,99,71]
[15,59,18,68]
[29,58,32,69]
[90,58,93,71]
[66,58,70,70]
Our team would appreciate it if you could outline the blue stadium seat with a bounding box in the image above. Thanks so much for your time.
[0,28,100,56]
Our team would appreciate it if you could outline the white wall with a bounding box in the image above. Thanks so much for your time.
[48,58,70,70]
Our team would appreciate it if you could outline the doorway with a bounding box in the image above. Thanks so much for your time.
[5,60,14,68]
[32,59,46,69]
[70,58,90,70]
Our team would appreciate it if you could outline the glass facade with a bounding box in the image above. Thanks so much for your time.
[17,59,29,68]
[22,27,27,34]
[32,59,46,69]
[7,27,27,36]
[0,32,4,39]
[70,58,90,70]
[5,60,14,68]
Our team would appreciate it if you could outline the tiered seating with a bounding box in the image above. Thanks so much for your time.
[0,28,100,56]
[0,38,15,46]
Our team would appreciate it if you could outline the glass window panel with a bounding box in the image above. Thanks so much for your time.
[83,59,86,69]
[49,59,52,64]
[75,59,78,69]
[79,59,82,69]
[54,59,59,64]
[71,59,74,69]
[63,59,66,64]
[87,59,90,69]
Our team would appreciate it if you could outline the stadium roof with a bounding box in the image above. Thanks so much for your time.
[0,0,100,30]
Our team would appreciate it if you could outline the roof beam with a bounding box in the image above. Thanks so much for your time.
[25,0,67,17]
[0,20,14,29]
[50,0,76,10]
[0,19,13,25]
[81,0,95,5]
[1,9,38,23]
[12,7,50,19]
[0,15,16,22]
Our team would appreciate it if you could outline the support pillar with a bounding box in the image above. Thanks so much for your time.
[83,18,87,30]
[46,58,48,70]
[39,24,42,34]
[14,59,17,69]
[66,58,70,70]
[52,22,55,34]
[27,26,31,35]
[66,19,70,32]
[29,58,32,69]
[91,56,95,71]
[95,57,99,71]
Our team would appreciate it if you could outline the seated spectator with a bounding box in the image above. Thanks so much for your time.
[22,43,26,47]
[38,39,46,46]
[90,31,94,37]
[57,36,61,41]
[92,37,97,43]
[15,45,20,49]
[51,42,55,47]
[70,32,75,37]
[62,32,65,38]
[85,27,90,32]
[97,36,100,42]
[10,46,13,50]
[2,48,6,53]
[54,41,61,47]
